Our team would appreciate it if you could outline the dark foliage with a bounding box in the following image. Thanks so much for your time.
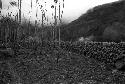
[0,51,13,61]
[60,41,125,71]
[0,70,14,84]
[0,40,125,83]
[0,17,19,43]
[113,56,125,72]
[0,62,15,84]
[0,44,6,49]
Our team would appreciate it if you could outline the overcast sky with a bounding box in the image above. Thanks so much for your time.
[1,0,119,25]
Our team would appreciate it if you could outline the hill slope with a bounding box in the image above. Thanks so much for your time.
[60,0,125,42]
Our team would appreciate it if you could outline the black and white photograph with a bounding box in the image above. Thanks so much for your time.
[1,0,125,84]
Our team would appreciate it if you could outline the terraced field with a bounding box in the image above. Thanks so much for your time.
[0,41,125,84]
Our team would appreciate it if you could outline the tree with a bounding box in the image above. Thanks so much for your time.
[0,0,2,14]
[0,0,2,9]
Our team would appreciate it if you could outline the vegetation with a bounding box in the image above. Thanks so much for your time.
[60,0,125,42]
[1,41,125,84]
[1,0,125,84]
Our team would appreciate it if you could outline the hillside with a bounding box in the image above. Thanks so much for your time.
[60,0,125,42]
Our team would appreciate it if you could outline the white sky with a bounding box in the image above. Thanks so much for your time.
[1,0,119,25]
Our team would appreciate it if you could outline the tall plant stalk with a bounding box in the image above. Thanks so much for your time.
[54,5,57,40]
[41,12,44,39]
[19,0,22,24]
[58,2,61,45]
[0,0,1,8]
